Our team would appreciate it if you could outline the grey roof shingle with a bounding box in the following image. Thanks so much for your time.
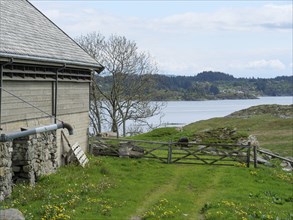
[0,0,103,70]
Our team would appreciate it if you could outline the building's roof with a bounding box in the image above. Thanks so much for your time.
[0,0,103,71]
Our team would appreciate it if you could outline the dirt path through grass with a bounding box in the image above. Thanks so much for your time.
[131,166,184,218]
[189,168,223,220]
[130,166,223,220]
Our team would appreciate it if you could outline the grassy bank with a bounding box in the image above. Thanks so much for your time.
[1,156,292,220]
[1,106,292,219]
[133,107,293,156]
[185,115,293,156]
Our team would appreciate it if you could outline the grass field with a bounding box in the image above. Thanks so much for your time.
[184,114,293,156]
[1,110,292,220]
[1,156,292,220]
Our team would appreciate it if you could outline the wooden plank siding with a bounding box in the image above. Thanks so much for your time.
[1,81,90,122]
[2,81,52,122]
[57,82,89,115]
[57,111,90,161]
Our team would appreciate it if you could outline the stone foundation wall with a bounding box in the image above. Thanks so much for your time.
[0,131,57,201]
[0,142,13,201]
[12,131,58,184]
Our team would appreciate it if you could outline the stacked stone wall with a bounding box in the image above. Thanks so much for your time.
[0,142,13,201]
[12,131,58,184]
[0,131,57,201]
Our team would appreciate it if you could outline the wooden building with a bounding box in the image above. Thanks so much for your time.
[0,0,103,164]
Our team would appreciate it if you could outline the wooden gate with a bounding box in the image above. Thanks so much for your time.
[168,143,252,167]
[93,138,255,167]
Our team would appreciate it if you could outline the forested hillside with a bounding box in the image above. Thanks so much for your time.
[96,71,292,101]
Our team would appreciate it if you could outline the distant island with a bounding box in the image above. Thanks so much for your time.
[96,71,292,101]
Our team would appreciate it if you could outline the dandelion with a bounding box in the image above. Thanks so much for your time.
[234,162,247,167]
[250,171,257,176]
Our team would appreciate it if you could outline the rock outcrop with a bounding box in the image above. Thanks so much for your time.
[91,141,144,158]
[0,209,25,220]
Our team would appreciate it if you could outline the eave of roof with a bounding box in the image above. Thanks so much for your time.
[0,52,104,73]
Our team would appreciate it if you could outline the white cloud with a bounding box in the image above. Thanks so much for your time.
[38,3,292,37]
[247,59,286,70]
[41,9,61,19]
[158,60,199,75]
[157,59,223,75]
[149,4,292,32]
[230,59,286,71]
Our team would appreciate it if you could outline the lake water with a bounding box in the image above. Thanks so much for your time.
[93,96,292,134]
[147,96,293,127]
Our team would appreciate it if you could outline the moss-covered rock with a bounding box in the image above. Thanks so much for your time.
[227,104,293,118]
[191,127,248,144]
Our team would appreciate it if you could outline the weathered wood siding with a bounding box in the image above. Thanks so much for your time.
[1,81,90,123]
[57,111,90,163]
[2,81,52,123]
[57,82,89,115]
[56,82,90,160]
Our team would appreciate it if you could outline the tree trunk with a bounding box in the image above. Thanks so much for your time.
[122,120,126,137]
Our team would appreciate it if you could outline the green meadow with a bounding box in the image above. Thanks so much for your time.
[1,109,292,220]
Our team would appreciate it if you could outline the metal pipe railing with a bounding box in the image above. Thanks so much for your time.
[0,122,73,142]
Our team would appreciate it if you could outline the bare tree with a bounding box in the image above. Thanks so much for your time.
[76,32,165,137]
[89,82,103,135]
[77,32,105,135]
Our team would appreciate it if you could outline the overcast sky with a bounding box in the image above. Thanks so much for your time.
[30,0,292,78]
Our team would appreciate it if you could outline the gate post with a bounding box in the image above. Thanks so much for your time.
[253,145,258,168]
[246,142,251,168]
[167,143,172,164]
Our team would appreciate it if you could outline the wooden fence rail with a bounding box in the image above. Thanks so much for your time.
[93,137,258,168]
[257,149,293,165]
